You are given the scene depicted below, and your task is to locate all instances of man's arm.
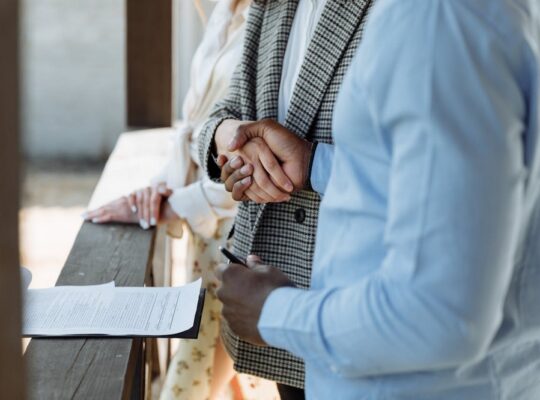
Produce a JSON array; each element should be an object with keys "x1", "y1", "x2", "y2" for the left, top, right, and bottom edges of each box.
[
  {"x1": 221, "y1": 121, "x2": 336, "y2": 199},
  {"x1": 258, "y1": 0, "x2": 528, "y2": 377}
]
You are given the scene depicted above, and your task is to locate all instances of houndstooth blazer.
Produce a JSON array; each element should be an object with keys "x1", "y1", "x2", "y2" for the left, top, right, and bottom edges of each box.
[{"x1": 199, "y1": 0, "x2": 373, "y2": 389}]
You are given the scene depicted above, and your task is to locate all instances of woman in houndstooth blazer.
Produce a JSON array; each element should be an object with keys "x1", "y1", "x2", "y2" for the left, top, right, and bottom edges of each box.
[{"x1": 199, "y1": 0, "x2": 374, "y2": 394}]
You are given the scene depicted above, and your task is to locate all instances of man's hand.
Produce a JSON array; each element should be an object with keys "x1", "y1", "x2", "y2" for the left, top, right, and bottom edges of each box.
[
  {"x1": 221, "y1": 120, "x2": 313, "y2": 202},
  {"x1": 215, "y1": 120, "x2": 294, "y2": 203},
  {"x1": 216, "y1": 255, "x2": 295, "y2": 346}
]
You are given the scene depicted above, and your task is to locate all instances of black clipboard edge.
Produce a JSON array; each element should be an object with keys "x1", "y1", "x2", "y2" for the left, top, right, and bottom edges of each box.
[{"x1": 23, "y1": 289, "x2": 206, "y2": 339}]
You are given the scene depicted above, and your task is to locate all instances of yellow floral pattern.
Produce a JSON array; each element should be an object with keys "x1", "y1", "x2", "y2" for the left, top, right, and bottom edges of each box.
[{"x1": 160, "y1": 220, "x2": 279, "y2": 400}]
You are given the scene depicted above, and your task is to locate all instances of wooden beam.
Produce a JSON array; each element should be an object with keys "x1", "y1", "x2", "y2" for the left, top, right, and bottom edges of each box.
[
  {"x1": 126, "y1": 0, "x2": 173, "y2": 127},
  {"x1": 0, "y1": 0, "x2": 25, "y2": 398}
]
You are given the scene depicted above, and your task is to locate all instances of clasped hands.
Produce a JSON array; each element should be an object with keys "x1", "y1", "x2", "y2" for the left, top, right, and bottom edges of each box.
[
  {"x1": 214, "y1": 119, "x2": 309, "y2": 345},
  {"x1": 214, "y1": 119, "x2": 313, "y2": 203}
]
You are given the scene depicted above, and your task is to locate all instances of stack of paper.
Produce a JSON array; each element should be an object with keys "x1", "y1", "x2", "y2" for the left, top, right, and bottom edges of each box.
[{"x1": 22, "y1": 279, "x2": 203, "y2": 338}]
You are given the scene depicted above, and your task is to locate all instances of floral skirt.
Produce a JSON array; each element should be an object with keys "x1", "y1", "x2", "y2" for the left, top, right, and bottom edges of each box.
[{"x1": 160, "y1": 220, "x2": 278, "y2": 400}]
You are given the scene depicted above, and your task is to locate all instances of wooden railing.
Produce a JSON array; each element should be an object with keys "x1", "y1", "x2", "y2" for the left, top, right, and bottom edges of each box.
[
  {"x1": 25, "y1": 129, "x2": 176, "y2": 400},
  {"x1": 24, "y1": 0, "x2": 174, "y2": 397}
]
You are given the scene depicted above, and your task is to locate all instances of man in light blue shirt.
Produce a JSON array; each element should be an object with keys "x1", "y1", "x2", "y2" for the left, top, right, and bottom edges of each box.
[{"x1": 216, "y1": 0, "x2": 540, "y2": 398}]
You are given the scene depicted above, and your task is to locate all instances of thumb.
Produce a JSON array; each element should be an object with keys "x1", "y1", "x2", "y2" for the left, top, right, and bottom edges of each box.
[
  {"x1": 157, "y1": 185, "x2": 173, "y2": 197},
  {"x1": 246, "y1": 254, "x2": 263, "y2": 269},
  {"x1": 227, "y1": 122, "x2": 265, "y2": 151}
]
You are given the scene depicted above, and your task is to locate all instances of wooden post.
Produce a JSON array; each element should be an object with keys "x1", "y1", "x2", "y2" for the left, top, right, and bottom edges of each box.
[
  {"x1": 126, "y1": 0, "x2": 173, "y2": 127},
  {"x1": 0, "y1": 0, "x2": 25, "y2": 398}
]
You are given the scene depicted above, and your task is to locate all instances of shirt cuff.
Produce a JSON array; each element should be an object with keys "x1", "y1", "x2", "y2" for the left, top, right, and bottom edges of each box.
[
  {"x1": 167, "y1": 182, "x2": 219, "y2": 239},
  {"x1": 257, "y1": 286, "x2": 336, "y2": 368},
  {"x1": 310, "y1": 143, "x2": 334, "y2": 195}
]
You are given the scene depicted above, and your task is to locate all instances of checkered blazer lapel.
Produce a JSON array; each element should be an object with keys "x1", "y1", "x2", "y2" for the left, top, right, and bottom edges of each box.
[
  {"x1": 249, "y1": 0, "x2": 300, "y2": 228},
  {"x1": 285, "y1": 0, "x2": 372, "y2": 138},
  {"x1": 252, "y1": 0, "x2": 371, "y2": 231},
  {"x1": 255, "y1": 0, "x2": 300, "y2": 120}
]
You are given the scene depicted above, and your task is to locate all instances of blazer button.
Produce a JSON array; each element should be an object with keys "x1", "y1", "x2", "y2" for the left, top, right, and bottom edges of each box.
[{"x1": 294, "y1": 208, "x2": 306, "y2": 224}]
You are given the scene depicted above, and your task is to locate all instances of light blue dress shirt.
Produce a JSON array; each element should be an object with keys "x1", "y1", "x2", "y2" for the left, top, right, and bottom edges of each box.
[{"x1": 258, "y1": 0, "x2": 540, "y2": 398}]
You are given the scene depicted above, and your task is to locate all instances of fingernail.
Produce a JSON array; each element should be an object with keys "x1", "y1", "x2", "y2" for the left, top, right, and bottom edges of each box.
[
  {"x1": 227, "y1": 138, "x2": 237, "y2": 150},
  {"x1": 241, "y1": 177, "x2": 251, "y2": 185},
  {"x1": 150, "y1": 217, "x2": 157, "y2": 226},
  {"x1": 285, "y1": 182, "x2": 293, "y2": 192},
  {"x1": 81, "y1": 212, "x2": 88, "y2": 220},
  {"x1": 140, "y1": 219, "x2": 149, "y2": 230},
  {"x1": 131, "y1": 205, "x2": 137, "y2": 213},
  {"x1": 92, "y1": 218, "x2": 100, "y2": 224},
  {"x1": 231, "y1": 156, "x2": 242, "y2": 168},
  {"x1": 240, "y1": 165, "x2": 251, "y2": 174}
]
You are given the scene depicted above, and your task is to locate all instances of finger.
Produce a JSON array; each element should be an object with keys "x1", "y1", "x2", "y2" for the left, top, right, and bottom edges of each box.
[
  {"x1": 232, "y1": 176, "x2": 252, "y2": 201},
  {"x1": 244, "y1": 185, "x2": 269, "y2": 204},
  {"x1": 83, "y1": 207, "x2": 103, "y2": 221},
  {"x1": 215, "y1": 263, "x2": 229, "y2": 282},
  {"x1": 141, "y1": 187, "x2": 152, "y2": 229},
  {"x1": 252, "y1": 160, "x2": 290, "y2": 202},
  {"x1": 91, "y1": 213, "x2": 113, "y2": 224},
  {"x1": 258, "y1": 146, "x2": 293, "y2": 193},
  {"x1": 157, "y1": 183, "x2": 173, "y2": 197},
  {"x1": 228, "y1": 122, "x2": 262, "y2": 151},
  {"x1": 88, "y1": 208, "x2": 106, "y2": 224},
  {"x1": 225, "y1": 164, "x2": 253, "y2": 193},
  {"x1": 127, "y1": 193, "x2": 137, "y2": 214},
  {"x1": 150, "y1": 188, "x2": 162, "y2": 226},
  {"x1": 246, "y1": 255, "x2": 263, "y2": 267},
  {"x1": 216, "y1": 154, "x2": 228, "y2": 168},
  {"x1": 221, "y1": 156, "x2": 244, "y2": 183},
  {"x1": 135, "y1": 190, "x2": 147, "y2": 229}
]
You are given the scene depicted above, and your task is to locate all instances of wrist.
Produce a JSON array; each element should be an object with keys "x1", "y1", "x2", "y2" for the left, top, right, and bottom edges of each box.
[{"x1": 214, "y1": 120, "x2": 245, "y2": 156}]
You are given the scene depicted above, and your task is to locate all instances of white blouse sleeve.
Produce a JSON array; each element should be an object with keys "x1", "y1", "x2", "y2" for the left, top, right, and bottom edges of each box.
[{"x1": 167, "y1": 175, "x2": 237, "y2": 239}]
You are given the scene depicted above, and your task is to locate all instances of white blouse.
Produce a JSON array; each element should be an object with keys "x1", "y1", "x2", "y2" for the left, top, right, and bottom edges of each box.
[{"x1": 154, "y1": 0, "x2": 248, "y2": 239}]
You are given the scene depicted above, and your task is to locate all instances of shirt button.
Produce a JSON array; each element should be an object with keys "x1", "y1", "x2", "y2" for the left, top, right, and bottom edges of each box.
[{"x1": 294, "y1": 208, "x2": 306, "y2": 224}]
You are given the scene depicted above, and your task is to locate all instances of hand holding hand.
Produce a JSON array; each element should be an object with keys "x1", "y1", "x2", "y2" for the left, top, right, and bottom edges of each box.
[
  {"x1": 216, "y1": 255, "x2": 295, "y2": 346},
  {"x1": 218, "y1": 120, "x2": 313, "y2": 203}
]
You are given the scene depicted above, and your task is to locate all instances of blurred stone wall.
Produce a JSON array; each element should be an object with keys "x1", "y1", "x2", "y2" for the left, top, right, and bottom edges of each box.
[{"x1": 21, "y1": 0, "x2": 211, "y2": 161}]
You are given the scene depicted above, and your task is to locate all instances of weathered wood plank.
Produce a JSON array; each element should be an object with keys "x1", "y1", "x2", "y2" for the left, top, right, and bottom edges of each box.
[
  {"x1": 0, "y1": 0, "x2": 25, "y2": 398},
  {"x1": 25, "y1": 223, "x2": 156, "y2": 400},
  {"x1": 126, "y1": 0, "x2": 173, "y2": 127},
  {"x1": 26, "y1": 129, "x2": 175, "y2": 399}
]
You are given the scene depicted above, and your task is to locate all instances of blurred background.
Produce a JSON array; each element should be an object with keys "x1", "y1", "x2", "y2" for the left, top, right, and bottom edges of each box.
[{"x1": 20, "y1": 0, "x2": 209, "y2": 289}]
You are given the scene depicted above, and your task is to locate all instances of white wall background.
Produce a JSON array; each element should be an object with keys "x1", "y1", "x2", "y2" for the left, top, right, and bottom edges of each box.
[{"x1": 22, "y1": 0, "x2": 213, "y2": 161}]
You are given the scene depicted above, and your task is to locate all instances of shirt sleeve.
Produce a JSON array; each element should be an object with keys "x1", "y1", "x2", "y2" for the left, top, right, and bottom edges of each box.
[
  {"x1": 168, "y1": 175, "x2": 237, "y2": 239},
  {"x1": 258, "y1": 0, "x2": 528, "y2": 378},
  {"x1": 310, "y1": 143, "x2": 334, "y2": 195}
]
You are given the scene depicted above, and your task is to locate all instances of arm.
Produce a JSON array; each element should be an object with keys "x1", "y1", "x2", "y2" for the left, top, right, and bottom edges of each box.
[
  {"x1": 198, "y1": 61, "x2": 245, "y2": 182},
  {"x1": 258, "y1": 0, "x2": 527, "y2": 377},
  {"x1": 167, "y1": 175, "x2": 237, "y2": 239},
  {"x1": 219, "y1": 120, "x2": 331, "y2": 201}
]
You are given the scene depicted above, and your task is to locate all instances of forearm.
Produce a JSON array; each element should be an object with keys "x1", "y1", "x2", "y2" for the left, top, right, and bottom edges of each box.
[
  {"x1": 198, "y1": 116, "x2": 238, "y2": 182},
  {"x1": 259, "y1": 265, "x2": 507, "y2": 379},
  {"x1": 167, "y1": 176, "x2": 237, "y2": 239},
  {"x1": 198, "y1": 60, "x2": 246, "y2": 180}
]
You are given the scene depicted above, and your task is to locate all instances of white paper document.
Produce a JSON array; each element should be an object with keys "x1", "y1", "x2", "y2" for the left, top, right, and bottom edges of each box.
[{"x1": 22, "y1": 279, "x2": 202, "y2": 337}]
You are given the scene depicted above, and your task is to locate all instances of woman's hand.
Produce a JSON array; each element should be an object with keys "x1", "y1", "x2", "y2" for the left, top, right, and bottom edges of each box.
[{"x1": 83, "y1": 182, "x2": 174, "y2": 229}]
